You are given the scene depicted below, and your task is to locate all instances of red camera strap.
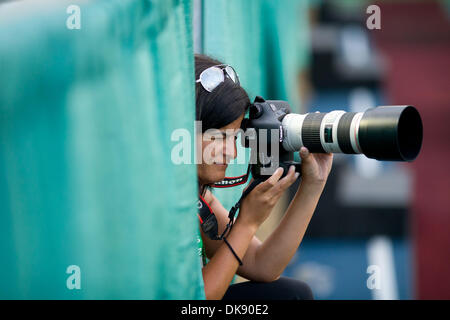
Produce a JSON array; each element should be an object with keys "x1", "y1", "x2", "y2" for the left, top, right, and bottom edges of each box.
[{"x1": 210, "y1": 165, "x2": 251, "y2": 188}]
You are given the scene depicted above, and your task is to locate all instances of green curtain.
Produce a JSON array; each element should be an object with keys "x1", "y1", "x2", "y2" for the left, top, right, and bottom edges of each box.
[
  {"x1": 0, "y1": 0, "x2": 203, "y2": 299},
  {"x1": 202, "y1": 0, "x2": 311, "y2": 211}
]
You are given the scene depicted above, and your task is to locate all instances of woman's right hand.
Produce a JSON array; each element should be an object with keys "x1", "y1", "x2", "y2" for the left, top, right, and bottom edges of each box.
[{"x1": 237, "y1": 165, "x2": 299, "y2": 230}]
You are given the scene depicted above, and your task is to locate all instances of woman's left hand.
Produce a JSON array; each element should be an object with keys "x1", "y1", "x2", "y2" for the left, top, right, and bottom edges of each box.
[{"x1": 299, "y1": 147, "x2": 333, "y2": 186}]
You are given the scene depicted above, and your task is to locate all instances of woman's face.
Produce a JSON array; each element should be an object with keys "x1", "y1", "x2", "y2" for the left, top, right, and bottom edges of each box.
[{"x1": 197, "y1": 114, "x2": 244, "y2": 185}]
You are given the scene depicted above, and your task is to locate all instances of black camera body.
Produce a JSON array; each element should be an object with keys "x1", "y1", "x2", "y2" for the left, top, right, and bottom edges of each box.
[{"x1": 242, "y1": 96, "x2": 301, "y2": 180}]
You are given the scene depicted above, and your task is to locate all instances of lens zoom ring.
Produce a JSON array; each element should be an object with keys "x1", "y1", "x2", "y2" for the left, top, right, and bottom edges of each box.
[
  {"x1": 337, "y1": 112, "x2": 357, "y2": 154},
  {"x1": 302, "y1": 113, "x2": 326, "y2": 153}
]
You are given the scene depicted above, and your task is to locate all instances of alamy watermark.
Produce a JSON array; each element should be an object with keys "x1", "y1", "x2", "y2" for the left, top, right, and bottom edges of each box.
[
  {"x1": 66, "y1": 265, "x2": 81, "y2": 290},
  {"x1": 66, "y1": 5, "x2": 81, "y2": 30},
  {"x1": 366, "y1": 264, "x2": 381, "y2": 290},
  {"x1": 366, "y1": 5, "x2": 381, "y2": 30},
  {"x1": 170, "y1": 121, "x2": 282, "y2": 174}
]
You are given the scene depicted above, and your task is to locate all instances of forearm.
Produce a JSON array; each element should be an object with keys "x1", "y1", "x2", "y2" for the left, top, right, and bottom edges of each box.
[
  {"x1": 201, "y1": 220, "x2": 257, "y2": 300},
  {"x1": 254, "y1": 181, "x2": 326, "y2": 280}
]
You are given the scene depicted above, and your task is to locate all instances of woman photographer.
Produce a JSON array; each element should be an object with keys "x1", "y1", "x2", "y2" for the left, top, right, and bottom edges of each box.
[{"x1": 195, "y1": 54, "x2": 333, "y2": 300}]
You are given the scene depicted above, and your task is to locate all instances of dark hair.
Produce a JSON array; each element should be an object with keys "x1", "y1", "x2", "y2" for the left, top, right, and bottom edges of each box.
[
  {"x1": 195, "y1": 54, "x2": 251, "y2": 196},
  {"x1": 195, "y1": 54, "x2": 250, "y2": 133}
]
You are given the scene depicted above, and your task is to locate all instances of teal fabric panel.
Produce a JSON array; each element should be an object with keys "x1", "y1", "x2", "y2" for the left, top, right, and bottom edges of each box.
[
  {"x1": 202, "y1": 0, "x2": 311, "y2": 211},
  {"x1": 0, "y1": 0, "x2": 203, "y2": 299}
]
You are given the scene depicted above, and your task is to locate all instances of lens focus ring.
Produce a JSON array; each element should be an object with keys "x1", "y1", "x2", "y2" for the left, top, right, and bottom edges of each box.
[
  {"x1": 337, "y1": 112, "x2": 358, "y2": 154},
  {"x1": 302, "y1": 112, "x2": 326, "y2": 153}
]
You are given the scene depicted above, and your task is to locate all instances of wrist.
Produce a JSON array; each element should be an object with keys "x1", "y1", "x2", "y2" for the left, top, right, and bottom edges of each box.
[
  {"x1": 235, "y1": 215, "x2": 259, "y2": 235},
  {"x1": 296, "y1": 178, "x2": 326, "y2": 195},
  {"x1": 300, "y1": 177, "x2": 327, "y2": 187}
]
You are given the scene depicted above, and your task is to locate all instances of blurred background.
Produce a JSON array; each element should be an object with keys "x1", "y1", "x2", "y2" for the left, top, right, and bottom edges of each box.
[
  {"x1": 194, "y1": 0, "x2": 450, "y2": 300},
  {"x1": 284, "y1": 0, "x2": 450, "y2": 300},
  {"x1": 0, "y1": 0, "x2": 449, "y2": 299}
]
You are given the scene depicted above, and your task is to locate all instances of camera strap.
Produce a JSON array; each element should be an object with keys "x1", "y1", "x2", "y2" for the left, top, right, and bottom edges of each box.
[
  {"x1": 198, "y1": 164, "x2": 252, "y2": 239},
  {"x1": 197, "y1": 194, "x2": 220, "y2": 241},
  {"x1": 198, "y1": 194, "x2": 243, "y2": 265},
  {"x1": 210, "y1": 165, "x2": 251, "y2": 188},
  {"x1": 197, "y1": 164, "x2": 264, "y2": 266}
]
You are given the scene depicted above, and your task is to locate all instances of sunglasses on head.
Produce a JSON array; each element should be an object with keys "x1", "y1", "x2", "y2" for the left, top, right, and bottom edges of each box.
[{"x1": 196, "y1": 64, "x2": 240, "y2": 92}]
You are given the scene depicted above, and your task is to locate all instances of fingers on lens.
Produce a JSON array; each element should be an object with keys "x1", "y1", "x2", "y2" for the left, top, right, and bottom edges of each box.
[
  {"x1": 280, "y1": 166, "x2": 296, "y2": 186},
  {"x1": 261, "y1": 167, "x2": 283, "y2": 190},
  {"x1": 273, "y1": 167, "x2": 285, "y2": 181}
]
